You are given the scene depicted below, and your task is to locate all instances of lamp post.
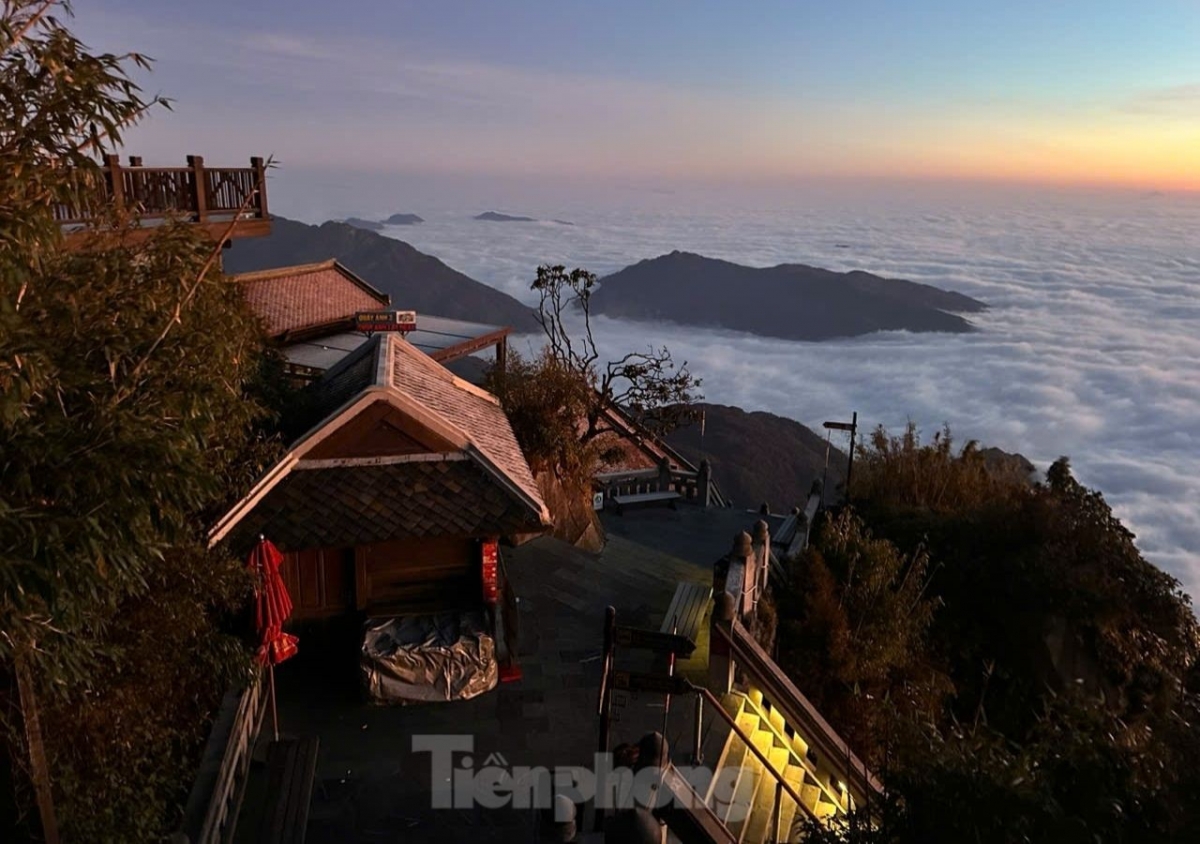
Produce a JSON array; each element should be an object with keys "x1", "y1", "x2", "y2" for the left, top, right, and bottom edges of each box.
[{"x1": 823, "y1": 411, "x2": 858, "y2": 504}]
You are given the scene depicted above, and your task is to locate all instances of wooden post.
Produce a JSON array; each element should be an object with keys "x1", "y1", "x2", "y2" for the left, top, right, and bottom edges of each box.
[
  {"x1": 698, "y1": 459, "x2": 712, "y2": 507},
  {"x1": 656, "y1": 456, "x2": 673, "y2": 495},
  {"x1": 14, "y1": 652, "x2": 59, "y2": 844},
  {"x1": 734, "y1": 530, "x2": 756, "y2": 613},
  {"x1": 250, "y1": 156, "x2": 269, "y2": 219},
  {"x1": 753, "y1": 519, "x2": 770, "y2": 596},
  {"x1": 103, "y1": 153, "x2": 123, "y2": 215},
  {"x1": 495, "y1": 335, "x2": 508, "y2": 376},
  {"x1": 708, "y1": 593, "x2": 736, "y2": 695},
  {"x1": 187, "y1": 155, "x2": 208, "y2": 223},
  {"x1": 125, "y1": 156, "x2": 143, "y2": 209}
]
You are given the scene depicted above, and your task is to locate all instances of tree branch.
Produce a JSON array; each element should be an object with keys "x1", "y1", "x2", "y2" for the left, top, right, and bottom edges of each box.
[{"x1": 1, "y1": 0, "x2": 55, "y2": 58}]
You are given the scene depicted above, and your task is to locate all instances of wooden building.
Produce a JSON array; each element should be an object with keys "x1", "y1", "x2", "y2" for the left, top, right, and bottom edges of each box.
[
  {"x1": 234, "y1": 260, "x2": 511, "y2": 383},
  {"x1": 209, "y1": 331, "x2": 549, "y2": 624}
]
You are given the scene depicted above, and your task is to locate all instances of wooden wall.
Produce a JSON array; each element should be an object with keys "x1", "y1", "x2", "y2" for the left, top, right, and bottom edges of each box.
[
  {"x1": 281, "y1": 537, "x2": 482, "y2": 620},
  {"x1": 355, "y1": 537, "x2": 479, "y2": 615},
  {"x1": 279, "y1": 547, "x2": 354, "y2": 620}
]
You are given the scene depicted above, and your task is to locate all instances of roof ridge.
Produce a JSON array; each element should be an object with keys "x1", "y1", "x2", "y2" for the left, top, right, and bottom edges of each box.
[
  {"x1": 391, "y1": 334, "x2": 502, "y2": 405},
  {"x1": 233, "y1": 259, "x2": 389, "y2": 307},
  {"x1": 230, "y1": 258, "x2": 338, "y2": 282},
  {"x1": 318, "y1": 332, "x2": 382, "y2": 387},
  {"x1": 449, "y1": 372, "x2": 501, "y2": 405}
]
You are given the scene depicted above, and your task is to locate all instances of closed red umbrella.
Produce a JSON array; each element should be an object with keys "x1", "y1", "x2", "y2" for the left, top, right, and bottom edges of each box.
[{"x1": 248, "y1": 536, "x2": 298, "y2": 740}]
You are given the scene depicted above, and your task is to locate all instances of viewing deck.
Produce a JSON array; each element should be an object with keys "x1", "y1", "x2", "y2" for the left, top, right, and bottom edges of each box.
[{"x1": 59, "y1": 154, "x2": 272, "y2": 243}]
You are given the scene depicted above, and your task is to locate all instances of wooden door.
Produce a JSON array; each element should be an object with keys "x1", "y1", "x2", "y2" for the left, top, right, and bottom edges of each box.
[{"x1": 280, "y1": 547, "x2": 355, "y2": 620}]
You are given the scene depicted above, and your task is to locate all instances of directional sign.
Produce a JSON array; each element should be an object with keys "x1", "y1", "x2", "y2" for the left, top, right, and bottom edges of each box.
[
  {"x1": 612, "y1": 670, "x2": 692, "y2": 696},
  {"x1": 823, "y1": 420, "x2": 855, "y2": 432},
  {"x1": 615, "y1": 625, "x2": 696, "y2": 657}
]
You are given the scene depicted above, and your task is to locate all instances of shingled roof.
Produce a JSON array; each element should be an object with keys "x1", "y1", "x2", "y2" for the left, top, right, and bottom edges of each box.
[
  {"x1": 235, "y1": 260, "x2": 389, "y2": 340},
  {"x1": 210, "y1": 333, "x2": 549, "y2": 551}
]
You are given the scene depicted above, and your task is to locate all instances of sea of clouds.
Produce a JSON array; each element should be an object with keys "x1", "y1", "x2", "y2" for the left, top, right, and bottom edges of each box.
[{"x1": 338, "y1": 189, "x2": 1200, "y2": 597}]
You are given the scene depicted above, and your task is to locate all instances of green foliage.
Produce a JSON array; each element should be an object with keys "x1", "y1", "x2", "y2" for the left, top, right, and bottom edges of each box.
[
  {"x1": 778, "y1": 510, "x2": 945, "y2": 764},
  {"x1": 853, "y1": 423, "x2": 1028, "y2": 514},
  {"x1": 487, "y1": 347, "x2": 599, "y2": 482},
  {"x1": 778, "y1": 424, "x2": 1200, "y2": 841},
  {"x1": 36, "y1": 548, "x2": 253, "y2": 842},
  {"x1": 1, "y1": 216, "x2": 273, "y2": 682},
  {"x1": 0, "y1": 4, "x2": 280, "y2": 839},
  {"x1": 854, "y1": 426, "x2": 1198, "y2": 735}
]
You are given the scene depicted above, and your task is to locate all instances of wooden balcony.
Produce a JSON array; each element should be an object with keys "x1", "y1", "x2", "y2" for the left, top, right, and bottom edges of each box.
[{"x1": 59, "y1": 154, "x2": 272, "y2": 245}]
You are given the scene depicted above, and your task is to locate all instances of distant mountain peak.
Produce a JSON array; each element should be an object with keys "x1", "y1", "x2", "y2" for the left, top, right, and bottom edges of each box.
[
  {"x1": 384, "y1": 213, "x2": 424, "y2": 225},
  {"x1": 475, "y1": 211, "x2": 537, "y2": 222},
  {"x1": 593, "y1": 251, "x2": 986, "y2": 341}
]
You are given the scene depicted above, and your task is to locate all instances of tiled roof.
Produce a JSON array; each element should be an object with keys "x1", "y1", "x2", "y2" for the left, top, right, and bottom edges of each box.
[
  {"x1": 223, "y1": 458, "x2": 542, "y2": 552},
  {"x1": 302, "y1": 335, "x2": 381, "y2": 426},
  {"x1": 592, "y1": 403, "x2": 696, "y2": 473},
  {"x1": 211, "y1": 333, "x2": 549, "y2": 551},
  {"x1": 235, "y1": 260, "x2": 389, "y2": 339},
  {"x1": 388, "y1": 335, "x2": 544, "y2": 512}
]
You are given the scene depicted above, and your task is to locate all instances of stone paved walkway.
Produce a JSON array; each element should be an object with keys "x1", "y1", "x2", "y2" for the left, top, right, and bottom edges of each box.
[{"x1": 252, "y1": 505, "x2": 758, "y2": 843}]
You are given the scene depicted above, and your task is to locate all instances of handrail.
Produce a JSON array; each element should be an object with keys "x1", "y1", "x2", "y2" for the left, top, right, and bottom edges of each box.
[
  {"x1": 175, "y1": 667, "x2": 266, "y2": 844},
  {"x1": 738, "y1": 691, "x2": 846, "y2": 812},
  {"x1": 716, "y1": 619, "x2": 885, "y2": 799},
  {"x1": 595, "y1": 468, "x2": 660, "y2": 483},
  {"x1": 685, "y1": 680, "x2": 822, "y2": 827}
]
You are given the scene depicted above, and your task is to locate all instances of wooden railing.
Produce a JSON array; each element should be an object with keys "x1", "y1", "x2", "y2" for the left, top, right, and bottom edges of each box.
[
  {"x1": 595, "y1": 460, "x2": 726, "y2": 507},
  {"x1": 55, "y1": 154, "x2": 269, "y2": 228},
  {"x1": 174, "y1": 668, "x2": 267, "y2": 844}
]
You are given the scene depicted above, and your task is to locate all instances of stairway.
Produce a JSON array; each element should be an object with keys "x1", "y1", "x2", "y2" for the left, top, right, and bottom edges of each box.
[{"x1": 665, "y1": 690, "x2": 848, "y2": 844}]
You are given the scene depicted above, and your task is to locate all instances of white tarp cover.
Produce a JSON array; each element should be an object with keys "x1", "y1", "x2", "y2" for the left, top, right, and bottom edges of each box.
[{"x1": 360, "y1": 612, "x2": 498, "y2": 705}]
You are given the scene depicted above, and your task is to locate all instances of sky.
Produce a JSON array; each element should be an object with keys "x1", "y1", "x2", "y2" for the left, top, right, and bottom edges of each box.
[{"x1": 74, "y1": 1, "x2": 1200, "y2": 196}]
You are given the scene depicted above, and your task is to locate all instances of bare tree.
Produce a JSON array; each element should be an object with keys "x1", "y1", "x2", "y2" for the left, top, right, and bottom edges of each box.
[{"x1": 531, "y1": 264, "x2": 702, "y2": 441}]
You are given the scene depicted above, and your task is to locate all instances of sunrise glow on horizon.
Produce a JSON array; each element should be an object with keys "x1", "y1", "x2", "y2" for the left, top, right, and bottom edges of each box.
[{"x1": 75, "y1": 1, "x2": 1200, "y2": 194}]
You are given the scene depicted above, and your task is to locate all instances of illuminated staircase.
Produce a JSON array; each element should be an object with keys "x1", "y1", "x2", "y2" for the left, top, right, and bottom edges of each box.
[
  {"x1": 653, "y1": 615, "x2": 880, "y2": 844},
  {"x1": 664, "y1": 688, "x2": 849, "y2": 843}
]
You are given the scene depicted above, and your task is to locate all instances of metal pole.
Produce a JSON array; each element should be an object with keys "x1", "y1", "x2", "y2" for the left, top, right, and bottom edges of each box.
[
  {"x1": 845, "y1": 411, "x2": 858, "y2": 503},
  {"x1": 821, "y1": 429, "x2": 831, "y2": 509},
  {"x1": 597, "y1": 607, "x2": 616, "y2": 756},
  {"x1": 773, "y1": 780, "x2": 784, "y2": 842},
  {"x1": 596, "y1": 606, "x2": 616, "y2": 834},
  {"x1": 662, "y1": 616, "x2": 678, "y2": 724},
  {"x1": 656, "y1": 617, "x2": 678, "y2": 821},
  {"x1": 269, "y1": 664, "x2": 280, "y2": 742}
]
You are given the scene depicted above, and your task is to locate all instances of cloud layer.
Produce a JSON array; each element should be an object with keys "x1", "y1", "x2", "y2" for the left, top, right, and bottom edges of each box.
[{"x1": 371, "y1": 190, "x2": 1200, "y2": 598}]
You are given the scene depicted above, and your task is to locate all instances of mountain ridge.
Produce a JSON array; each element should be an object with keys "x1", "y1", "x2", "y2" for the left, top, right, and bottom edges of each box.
[
  {"x1": 223, "y1": 217, "x2": 537, "y2": 329},
  {"x1": 593, "y1": 250, "x2": 986, "y2": 340},
  {"x1": 666, "y1": 403, "x2": 847, "y2": 509}
]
